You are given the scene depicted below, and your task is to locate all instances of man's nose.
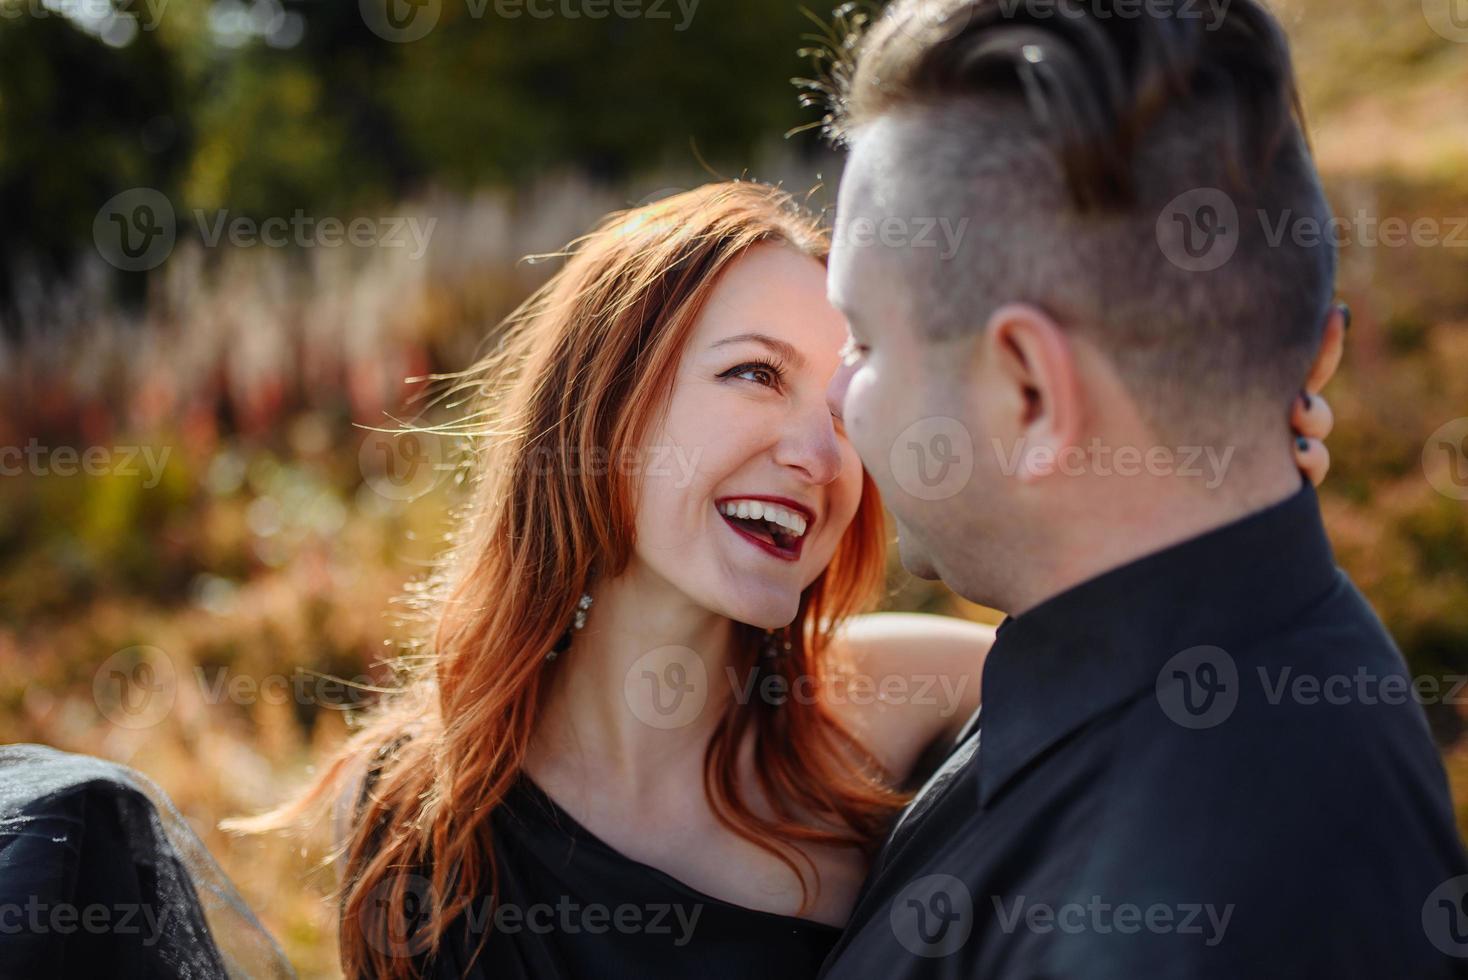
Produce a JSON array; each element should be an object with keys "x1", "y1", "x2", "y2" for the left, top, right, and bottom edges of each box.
[{"x1": 826, "y1": 357, "x2": 855, "y2": 424}]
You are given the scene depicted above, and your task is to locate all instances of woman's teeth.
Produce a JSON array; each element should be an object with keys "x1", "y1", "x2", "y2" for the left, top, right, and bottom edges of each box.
[{"x1": 717, "y1": 500, "x2": 808, "y2": 538}]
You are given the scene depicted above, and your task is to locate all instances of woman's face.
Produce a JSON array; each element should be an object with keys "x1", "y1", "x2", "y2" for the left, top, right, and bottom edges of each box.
[{"x1": 632, "y1": 242, "x2": 864, "y2": 629}]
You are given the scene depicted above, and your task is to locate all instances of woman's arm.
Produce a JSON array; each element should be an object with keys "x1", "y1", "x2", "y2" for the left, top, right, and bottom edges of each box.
[{"x1": 826, "y1": 611, "x2": 994, "y2": 785}]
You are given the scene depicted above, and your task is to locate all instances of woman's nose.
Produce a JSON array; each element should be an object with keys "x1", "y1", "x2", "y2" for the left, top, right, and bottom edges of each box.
[{"x1": 774, "y1": 402, "x2": 845, "y2": 486}]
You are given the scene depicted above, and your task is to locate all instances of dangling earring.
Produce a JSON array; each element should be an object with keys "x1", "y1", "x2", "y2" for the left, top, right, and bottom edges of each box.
[
  {"x1": 761, "y1": 626, "x2": 793, "y2": 661},
  {"x1": 546, "y1": 592, "x2": 593, "y2": 662}
]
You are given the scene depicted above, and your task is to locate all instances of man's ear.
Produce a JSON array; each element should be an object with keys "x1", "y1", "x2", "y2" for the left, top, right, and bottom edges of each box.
[
  {"x1": 981, "y1": 302, "x2": 1082, "y2": 482},
  {"x1": 1304, "y1": 304, "x2": 1347, "y2": 394}
]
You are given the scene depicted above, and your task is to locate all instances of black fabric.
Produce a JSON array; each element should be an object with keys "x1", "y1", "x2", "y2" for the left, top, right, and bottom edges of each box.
[
  {"x1": 348, "y1": 747, "x2": 840, "y2": 979},
  {"x1": 0, "y1": 743, "x2": 295, "y2": 980},
  {"x1": 820, "y1": 483, "x2": 1468, "y2": 979}
]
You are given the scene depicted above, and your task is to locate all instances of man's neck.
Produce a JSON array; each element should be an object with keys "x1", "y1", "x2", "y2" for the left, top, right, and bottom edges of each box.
[{"x1": 1003, "y1": 461, "x2": 1305, "y2": 617}]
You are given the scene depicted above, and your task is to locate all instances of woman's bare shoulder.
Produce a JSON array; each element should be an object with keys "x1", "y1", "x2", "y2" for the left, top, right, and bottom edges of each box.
[{"x1": 824, "y1": 612, "x2": 994, "y2": 783}]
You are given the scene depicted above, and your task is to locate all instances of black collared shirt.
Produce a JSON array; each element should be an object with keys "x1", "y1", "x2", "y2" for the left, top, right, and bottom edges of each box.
[{"x1": 821, "y1": 484, "x2": 1468, "y2": 979}]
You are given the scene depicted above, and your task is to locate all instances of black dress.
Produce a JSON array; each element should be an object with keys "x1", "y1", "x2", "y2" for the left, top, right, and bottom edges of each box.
[{"x1": 352, "y1": 755, "x2": 841, "y2": 980}]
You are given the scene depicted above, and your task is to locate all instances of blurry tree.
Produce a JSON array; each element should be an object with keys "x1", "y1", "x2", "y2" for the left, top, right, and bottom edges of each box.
[{"x1": 0, "y1": 0, "x2": 823, "y2": 327}]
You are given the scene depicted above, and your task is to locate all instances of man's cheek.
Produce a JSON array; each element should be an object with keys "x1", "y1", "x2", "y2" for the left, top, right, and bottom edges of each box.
[{"x1": 842, "y1": 369, "x2": 889, "y2": 478}]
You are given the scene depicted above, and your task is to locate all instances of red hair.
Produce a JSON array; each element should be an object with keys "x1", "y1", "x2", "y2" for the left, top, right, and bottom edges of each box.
[{"x1": 228, "y1": 182, "x2": 905, "y2": 978}]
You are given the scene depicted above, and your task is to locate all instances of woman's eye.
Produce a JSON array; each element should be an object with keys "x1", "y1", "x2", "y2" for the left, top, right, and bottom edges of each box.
[{"x1": 722, "y1": 360, "x2": 784, "y2": 389}]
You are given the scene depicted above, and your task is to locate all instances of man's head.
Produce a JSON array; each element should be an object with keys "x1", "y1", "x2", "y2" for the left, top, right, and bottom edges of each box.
[{"x1": 824, "y1": 0, "x2": 1338, "y2": 610}]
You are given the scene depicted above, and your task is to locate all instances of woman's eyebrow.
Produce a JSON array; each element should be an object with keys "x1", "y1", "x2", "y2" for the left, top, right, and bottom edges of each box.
[{"x1": 708, "y1": 332, "x2": 807, "y2": 370}]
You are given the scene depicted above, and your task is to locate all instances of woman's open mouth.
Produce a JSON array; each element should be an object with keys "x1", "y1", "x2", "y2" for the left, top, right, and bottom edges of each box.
[{"x1": 715, "y1": 497, "x2": 812, "y2": 563}]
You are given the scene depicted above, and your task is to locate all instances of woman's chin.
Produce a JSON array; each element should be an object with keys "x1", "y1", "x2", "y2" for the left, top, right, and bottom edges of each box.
[{"x1": 711, "y1": 594, "x2": 799, "y2": 633}]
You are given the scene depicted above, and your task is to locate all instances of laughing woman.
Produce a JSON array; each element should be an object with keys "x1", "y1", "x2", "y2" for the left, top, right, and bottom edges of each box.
[{"x1": 227, "y1": 182, "x2": 1335, "y2": 979}]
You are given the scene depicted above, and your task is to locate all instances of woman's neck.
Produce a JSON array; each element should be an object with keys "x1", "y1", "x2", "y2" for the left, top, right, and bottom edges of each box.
[{"x1": 528, "y1": 564, "x2": 740, "y2": 795}]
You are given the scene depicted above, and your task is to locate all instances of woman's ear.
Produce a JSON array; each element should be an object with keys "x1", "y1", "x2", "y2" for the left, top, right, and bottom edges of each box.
[{"x1": 981, "y1": 302, "x2": 1081, "y2": 482}]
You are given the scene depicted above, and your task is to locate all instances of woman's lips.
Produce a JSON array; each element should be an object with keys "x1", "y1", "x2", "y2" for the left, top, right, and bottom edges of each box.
[{"x1": 718, "y1": 509, "x2": 804, "y2": 562}]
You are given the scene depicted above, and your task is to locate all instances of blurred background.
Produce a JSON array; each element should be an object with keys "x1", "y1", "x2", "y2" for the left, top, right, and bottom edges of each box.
[{"x1": 2, "y1": 0, "x2": 1466, "y2": 974}]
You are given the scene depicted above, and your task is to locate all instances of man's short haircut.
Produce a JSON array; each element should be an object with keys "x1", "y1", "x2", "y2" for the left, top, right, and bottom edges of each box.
[{"x1": 825, "y1": 0, "x2": 1337, "y2": 444}]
